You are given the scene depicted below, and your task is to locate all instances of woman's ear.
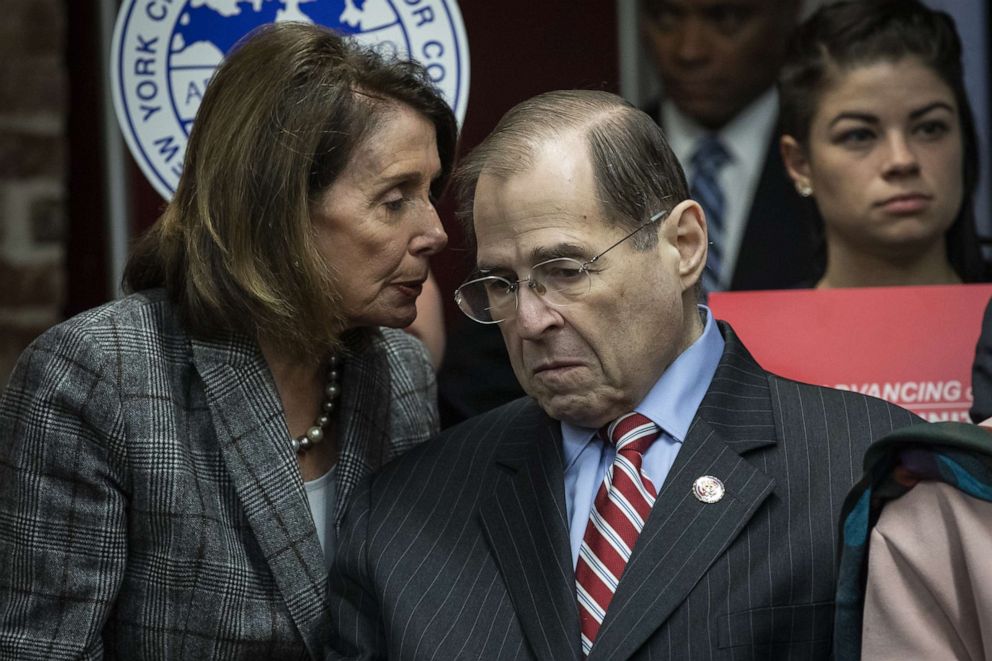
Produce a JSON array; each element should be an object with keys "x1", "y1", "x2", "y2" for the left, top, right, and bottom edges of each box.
[
  {"x1": 781, "y1": 135, "x2": 814, "y2": 198},
  {"x1": 662, "y1": 199, "x2": 707, "y2": 290}
]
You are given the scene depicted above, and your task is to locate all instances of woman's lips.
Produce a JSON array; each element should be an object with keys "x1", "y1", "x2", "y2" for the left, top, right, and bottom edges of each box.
[
  {"x1": 878, "y1": 193, "x2": 931, "y2": 214},
  {"x1": 394, "y1": 280, "x2": 424, "y2": 298}
]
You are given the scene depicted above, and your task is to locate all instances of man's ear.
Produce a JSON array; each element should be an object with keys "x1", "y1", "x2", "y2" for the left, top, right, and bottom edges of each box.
[
  {"x1": 781, "y1": 135, "x2": 813, "y2": 197},
  {"x1": 662, "y1": 199, "x2": 707, "y2": 290}
]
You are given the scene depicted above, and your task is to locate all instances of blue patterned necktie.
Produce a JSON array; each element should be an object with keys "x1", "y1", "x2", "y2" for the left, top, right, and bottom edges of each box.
[{"x1": 690, "y1": 135, "x2": 730, "y2": 293}]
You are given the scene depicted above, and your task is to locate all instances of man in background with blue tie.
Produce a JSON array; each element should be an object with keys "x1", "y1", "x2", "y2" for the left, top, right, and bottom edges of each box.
[
  {"x1": 327, "y1": 90, "x2": 916, "y2": 660},
  {"x1": 641, "y1": 0, "x2": 815, "y2": 291}
]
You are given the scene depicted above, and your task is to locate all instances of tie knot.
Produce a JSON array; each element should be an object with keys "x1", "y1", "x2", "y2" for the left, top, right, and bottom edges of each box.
[
  {"x1": 691, "y1": 135, "x2": 729, "y2": 172},
  {"x1": 599, "y1": 412, "x2": 660, "y2": 454}
]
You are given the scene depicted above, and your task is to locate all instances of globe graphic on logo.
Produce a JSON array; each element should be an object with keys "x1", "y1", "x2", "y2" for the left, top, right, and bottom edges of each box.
[
  {"x1": 169, "y1": 0, "x2": 428, "y2": 136},
  {"x1": 113, "y1": 0, "x2": 467, "y2": 198}
]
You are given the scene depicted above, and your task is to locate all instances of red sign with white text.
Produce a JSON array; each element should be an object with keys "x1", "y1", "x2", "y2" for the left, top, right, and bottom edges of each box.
[{"x1": 709, "y1": 285, "x2": 992, "y2": 423}]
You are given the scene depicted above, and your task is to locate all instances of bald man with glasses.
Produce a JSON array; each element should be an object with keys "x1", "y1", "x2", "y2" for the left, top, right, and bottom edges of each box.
[{"x1": 327, "y1": 90, "x2": 919, "y2": 661}]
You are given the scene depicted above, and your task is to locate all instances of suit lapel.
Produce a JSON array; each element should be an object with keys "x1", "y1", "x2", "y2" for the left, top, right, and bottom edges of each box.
[
  {"x1": 191, "y1": 335, "x2": 326, "y2": 659},
  {"x1": 590, "y1": 418, "x2": 775, "y2": 660},
  {"x1": 478, "y1": 402, "x2": 582, "y2": 661},
  {"x1": 332, "y1": 332, "x2": 393, "y2": 529},
  {"x1": 591, "y1": 325, "x2": 779, "y2": 660}
]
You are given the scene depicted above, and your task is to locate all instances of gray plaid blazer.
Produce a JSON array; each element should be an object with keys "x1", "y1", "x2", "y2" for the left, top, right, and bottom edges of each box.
[
  {"x1": 327, "y1": 324, "x2": 920, "y2": 660},
  {"x1": 0, "y1": 289, "x2": 438, "y2": 660}
]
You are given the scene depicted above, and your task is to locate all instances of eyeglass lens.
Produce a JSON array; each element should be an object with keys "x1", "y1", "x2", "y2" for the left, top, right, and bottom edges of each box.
[{"x1": 455, "y1": 258, "x2": 592, "y2": 323}]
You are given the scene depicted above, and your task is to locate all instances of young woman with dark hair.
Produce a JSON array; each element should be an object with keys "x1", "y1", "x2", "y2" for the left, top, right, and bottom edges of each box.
[{"x1": 778, "y1": 0, "x2": 988, "y2": 288}]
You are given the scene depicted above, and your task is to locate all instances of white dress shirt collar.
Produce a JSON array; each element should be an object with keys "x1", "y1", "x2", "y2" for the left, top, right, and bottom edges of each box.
[{"x1": 661, "y1": 89, "x2": 780, "y2": 287}]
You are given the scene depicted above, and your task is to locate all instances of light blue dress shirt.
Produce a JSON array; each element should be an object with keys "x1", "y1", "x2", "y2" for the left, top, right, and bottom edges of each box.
[{"x1": 560, "y1": 306, "x2": 725, "y2": 568}]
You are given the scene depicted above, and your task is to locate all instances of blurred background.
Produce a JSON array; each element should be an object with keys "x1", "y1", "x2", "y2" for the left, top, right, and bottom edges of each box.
[{"x1": 0, "y1": 0, "x2": 988, "y2": 386}]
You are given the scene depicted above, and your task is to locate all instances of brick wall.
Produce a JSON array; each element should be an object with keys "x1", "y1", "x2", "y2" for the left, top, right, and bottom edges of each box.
[{"x1": 0, "y1": 0, "x2": 67, "y2": 387}]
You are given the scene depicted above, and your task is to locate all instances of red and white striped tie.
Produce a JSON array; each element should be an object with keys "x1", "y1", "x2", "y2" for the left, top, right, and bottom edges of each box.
[{"x1": 575, "y1": 412, "x2": 660, "y2": 657}]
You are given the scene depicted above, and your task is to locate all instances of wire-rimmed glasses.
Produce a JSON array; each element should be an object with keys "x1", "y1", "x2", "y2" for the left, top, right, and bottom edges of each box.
[{"x1": 454, "y1": 209, "x2": 669, "y2": 324}]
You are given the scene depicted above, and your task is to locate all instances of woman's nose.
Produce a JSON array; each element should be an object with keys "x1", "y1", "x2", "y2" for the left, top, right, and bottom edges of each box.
[
  {"x1": 411, "y1": 204, "x2": 448, "y2": 256},
  {"x1": 882, "y1": 132, "x2": 921, "y2": 177}
]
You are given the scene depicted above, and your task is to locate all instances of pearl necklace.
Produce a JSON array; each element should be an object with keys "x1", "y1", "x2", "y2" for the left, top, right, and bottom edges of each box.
[{"x1": 291, "y1": 354, "x2": 341, "y2": 455}]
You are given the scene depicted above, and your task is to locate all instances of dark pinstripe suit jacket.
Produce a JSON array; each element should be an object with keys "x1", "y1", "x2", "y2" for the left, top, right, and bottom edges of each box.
[
  {"x1": 0, "y1": 289, "x2": 438, "y2": 660},
  {"x1": 328, "y1": 324, "x2": 919, "y2": 660}
]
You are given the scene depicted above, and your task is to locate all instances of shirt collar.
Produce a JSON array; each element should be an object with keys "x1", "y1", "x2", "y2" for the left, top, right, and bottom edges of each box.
[
  {"x1": 560, "y1": 305, "x2": 725, "y2": 469},
  {"x1": 662, "y1": 87, "x2": 779, "y2": 176}
]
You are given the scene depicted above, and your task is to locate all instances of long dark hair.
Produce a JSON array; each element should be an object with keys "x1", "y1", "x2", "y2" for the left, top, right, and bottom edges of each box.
[{"x1": 778, "y1": 0, "x2": 988, "y2": 282}]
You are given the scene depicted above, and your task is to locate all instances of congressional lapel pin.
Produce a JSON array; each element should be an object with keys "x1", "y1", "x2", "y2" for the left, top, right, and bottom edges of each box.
[{"x1": 692, "y1": 475, "x2": 725, "y2": 504}]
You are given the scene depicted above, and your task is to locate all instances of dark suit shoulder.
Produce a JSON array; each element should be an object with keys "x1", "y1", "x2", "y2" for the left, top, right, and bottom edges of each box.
[
  {"x1": 371, "y1": 396, "x2": 544, "y2": 488},
  {"x1": 770, "y1": 373, "x2": 920, "y2": 419},
  {"x1": 767, "y1": 373, "x2": 923, "y2": 450}
]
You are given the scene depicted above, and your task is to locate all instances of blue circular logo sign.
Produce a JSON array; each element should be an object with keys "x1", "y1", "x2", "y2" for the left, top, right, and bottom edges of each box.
[{"x1": 112, "y1": 0, "x2": 470, "y2": 200}]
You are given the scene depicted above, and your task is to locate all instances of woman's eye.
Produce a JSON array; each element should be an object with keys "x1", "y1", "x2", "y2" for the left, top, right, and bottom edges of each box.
[
  {"x1": 916, "y1": 120, "x2": 949, "y2": 139},
  {"x1": 384, "y1": 197, "x2": 406, "y2": 212},
  {"x1": 836, "y1": 128, "x2": 875, "y2": 146}
]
